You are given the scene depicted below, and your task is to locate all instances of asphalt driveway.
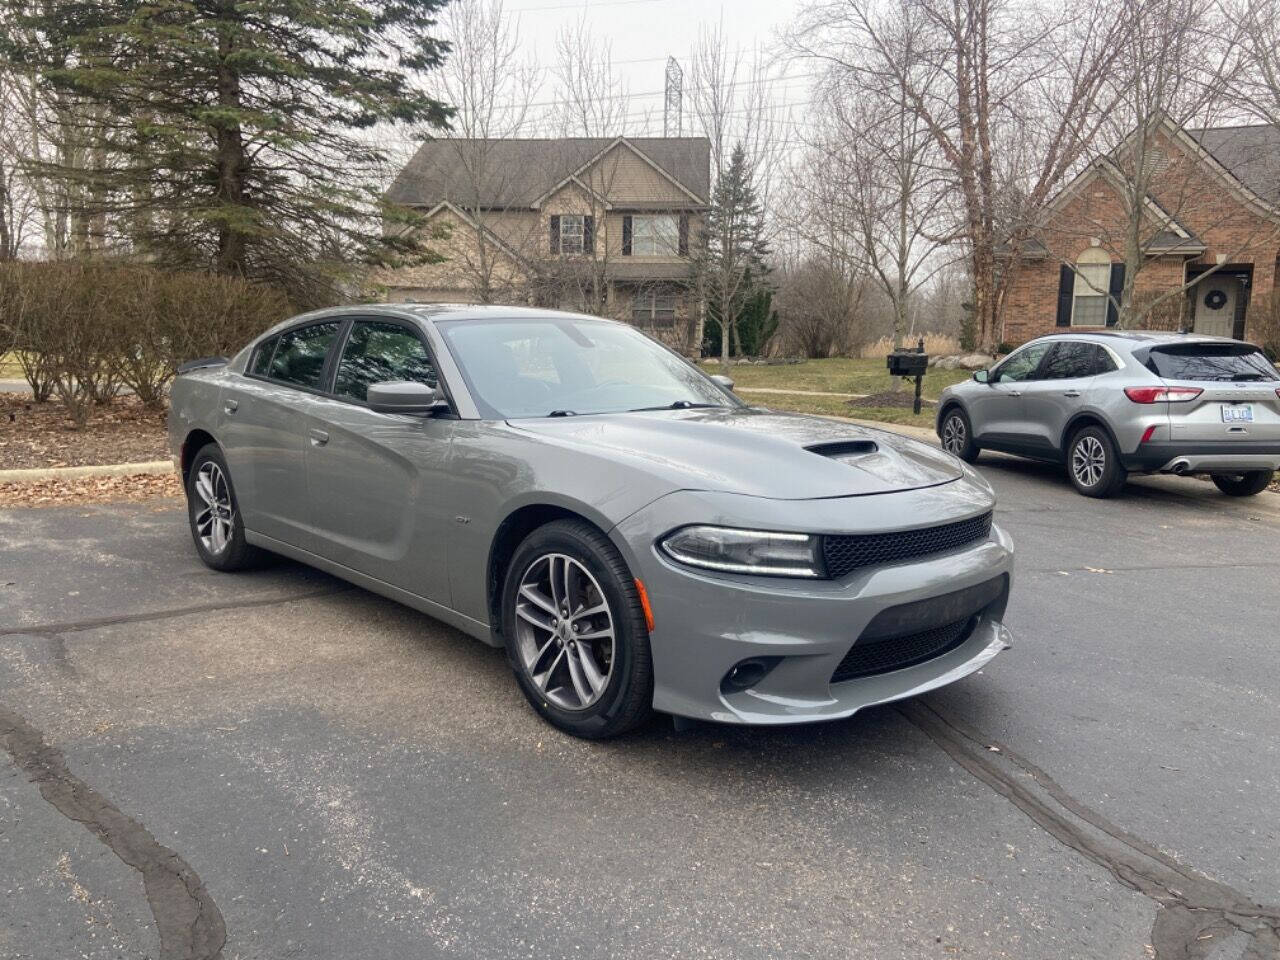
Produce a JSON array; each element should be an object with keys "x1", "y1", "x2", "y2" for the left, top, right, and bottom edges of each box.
[{"x1": 2, "y1": 460, "x2": 1278, "y2": 960}]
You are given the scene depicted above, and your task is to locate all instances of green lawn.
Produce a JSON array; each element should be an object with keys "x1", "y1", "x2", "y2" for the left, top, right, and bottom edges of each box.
[{"x1": 712, "y1": 357, "x2": 974, "y2": 427}]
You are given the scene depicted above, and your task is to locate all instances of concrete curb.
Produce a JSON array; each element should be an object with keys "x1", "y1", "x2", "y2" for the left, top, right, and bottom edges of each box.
[{"x1": 0, "y1": 460, "x2": 175, "y2": 483}]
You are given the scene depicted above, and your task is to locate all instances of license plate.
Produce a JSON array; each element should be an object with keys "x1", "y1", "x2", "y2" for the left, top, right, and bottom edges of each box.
[{"x1": 1221, "y1": 404, "x2": 1254, "y2": 423}]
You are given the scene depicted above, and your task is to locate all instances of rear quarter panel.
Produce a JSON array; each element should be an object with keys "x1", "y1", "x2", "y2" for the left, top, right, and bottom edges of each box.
[{"x1": 167, "y1": 369, "x2": 228, "y2": 471}]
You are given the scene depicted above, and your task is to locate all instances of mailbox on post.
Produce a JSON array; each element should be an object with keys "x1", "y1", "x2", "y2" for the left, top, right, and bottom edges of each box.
[{"x1": 886, "y1": 337, "x2": 930, "y2": 414}]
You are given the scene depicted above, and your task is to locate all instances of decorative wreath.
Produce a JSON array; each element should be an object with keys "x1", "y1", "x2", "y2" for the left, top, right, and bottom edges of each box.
[{"x1": 1203, "y1": 289, "x2": 1228, "y2": 310}]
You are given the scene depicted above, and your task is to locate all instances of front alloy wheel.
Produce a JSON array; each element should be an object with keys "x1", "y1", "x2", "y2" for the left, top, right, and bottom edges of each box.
[
  {"x1": 941, "y1": 409, "x2": 979, "y2": 462},
  {"x1": 502, "y1": 519, "x2": 653, "y2": 738}
]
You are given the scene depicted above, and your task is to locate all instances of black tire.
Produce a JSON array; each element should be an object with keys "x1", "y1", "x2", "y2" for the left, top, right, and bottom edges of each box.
[
  {"x1": 501, "y1": 519, "x2": 653, "y2": 739},
  {"x1": 185, "y1": 443, "x2": 262, "y2": 571},
  {"x1": 1211, "y1": 470, "x2": 1274, "y2": 497},
  {"x1": 1066, "y1": 425, "x2": 1127, "y2": 498},
  {"x1": 939, "y1": 407, "x2": 981, "y2": 463}
]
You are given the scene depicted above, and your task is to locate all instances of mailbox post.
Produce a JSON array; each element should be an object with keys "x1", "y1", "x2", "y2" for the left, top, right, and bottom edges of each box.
[{"x1": 886, "y1": 337, "x2": 930, "y2": 415}]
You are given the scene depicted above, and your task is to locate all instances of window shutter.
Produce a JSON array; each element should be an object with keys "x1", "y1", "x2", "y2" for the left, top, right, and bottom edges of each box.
[
  {"x1": 583, "y1": 215, "x2": 595, "y2": 255},
  {"x1": 1105, "y1": 263, "x2": 1125, "y2": 327},
  {"x1": 678, "y1": 214, "x2": 689, "y2": 256},
  {"x1": 1055, "y1": 264, "x2": 1074, "y2": 327},
  {"x1": 549, "y1": 215, "x2": 561, "y2": 255},
  {"x1": 622, "y1": 215, "x2": 632, "y2": 256}
]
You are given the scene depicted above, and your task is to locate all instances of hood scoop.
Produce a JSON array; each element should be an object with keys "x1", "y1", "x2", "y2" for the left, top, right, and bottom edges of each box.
[{"x1": 806, "y1": 439, "x2": 879, "y2": 463}]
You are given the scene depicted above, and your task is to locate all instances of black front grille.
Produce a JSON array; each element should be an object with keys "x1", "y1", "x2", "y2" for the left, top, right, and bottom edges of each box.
[
  {"x1": 830, "y1": 616, "x2": 976, "y2": 684},
  {"x1": 822, "y1": 512, "x2": 993, "y2": 579}
]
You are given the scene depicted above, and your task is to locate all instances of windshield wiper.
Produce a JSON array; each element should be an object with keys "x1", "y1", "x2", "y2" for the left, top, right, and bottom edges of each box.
[
  {"x1": 627, "y1": 401, "x2": 724, "y2": 412},
  {"x1": 1228, "y1": 373, "x2": 1265, "y2": 381}
]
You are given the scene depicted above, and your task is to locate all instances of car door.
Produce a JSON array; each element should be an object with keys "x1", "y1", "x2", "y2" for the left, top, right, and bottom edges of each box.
[
  {"x1": 1019, "y1": 341, "x2": 1100, "y2": 453},
  {"x1": 222, "y1": 320, "x2": 342, "y2": 549},
  {"x1": 967, "y1": 341, "x2": 1053, "y2": 445},
  {"x1": 303, "y1": 318, "x2": 457, "y2": 605}
]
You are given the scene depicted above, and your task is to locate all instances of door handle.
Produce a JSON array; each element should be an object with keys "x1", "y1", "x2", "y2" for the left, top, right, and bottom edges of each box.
[
  {"x1": 224, "y1": 399, "x2": 238, "y2": 414},
  {"x1": 309, "y1": 428, "x2": 329, "y2": 447},
  {"x1": 1062, "y1": 390, "x2": 1081, "y2": 398}
]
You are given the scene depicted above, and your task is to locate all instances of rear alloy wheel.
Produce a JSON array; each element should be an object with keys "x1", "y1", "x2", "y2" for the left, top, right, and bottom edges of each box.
[
  {"x1": 1211, "y1": 470, "x2": 1274, "y2": 497},
  {"x1": 502, "y1": 519, "x2": 653, "y2": 739},
  {"x1": 1067, "y1": 426, "x2": 1127, "y2": 498},
  {"x1": 186, "y1": 443, "x2": 262, "y2": 571},
  {"x1": 940, "y1": 408, "x2": 980, "y2": 463}
]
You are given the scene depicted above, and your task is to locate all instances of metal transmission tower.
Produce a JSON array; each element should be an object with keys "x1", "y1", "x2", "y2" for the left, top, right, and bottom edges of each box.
[{"x1": 664, "y1": 57, "x2": 683, "y2": 137}]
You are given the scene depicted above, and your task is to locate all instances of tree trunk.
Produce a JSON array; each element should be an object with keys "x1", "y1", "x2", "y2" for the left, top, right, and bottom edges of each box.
[{"x1": 214, "y1": 3, "x2": 249, "y2": 276}]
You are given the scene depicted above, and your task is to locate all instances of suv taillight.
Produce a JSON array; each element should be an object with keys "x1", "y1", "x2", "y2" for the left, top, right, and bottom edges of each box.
[{"x1": 1124, "y1": 386, "x2": 1203, "y2": 404}]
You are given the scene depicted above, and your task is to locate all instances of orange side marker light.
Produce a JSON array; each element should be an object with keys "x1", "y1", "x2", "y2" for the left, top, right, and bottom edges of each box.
[{"x1": 634, "y1": 578, "x2": 655, "y2": 633}]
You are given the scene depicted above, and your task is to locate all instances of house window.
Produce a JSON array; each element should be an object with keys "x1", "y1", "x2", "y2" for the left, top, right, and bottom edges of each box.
[
  {"x1": 632, "y1": 288, "x2": 678, "y2": 327},
  {"x1": 559, "y1": 214, "x2": 585, "y2": 255},
  {"x1": 630, "y1": 215, "x2": 679, "y2": 256},
  {"x1": 1072, "y1": 248, "x2": 1111, "y2": 326}
]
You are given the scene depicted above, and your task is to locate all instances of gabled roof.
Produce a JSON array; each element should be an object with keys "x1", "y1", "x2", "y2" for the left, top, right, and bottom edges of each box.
[
  {"x1": 386, "y1": 137, "x2": 711, "y2": 209},
  {"x1": 419, "y1": 201, "x2": 531, "y2": 267},
  {"x1": 1189, "y1": 123, "x2": 1280, "y2": 207}
]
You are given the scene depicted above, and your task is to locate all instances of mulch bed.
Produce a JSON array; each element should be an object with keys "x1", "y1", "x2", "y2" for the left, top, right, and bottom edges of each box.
[
  {"x1": 847, "y1": 391, "x2": 937, "y2": 410},
  {"x1": 0, "y1": 471, "x2": 182, "y2": 509},
  {"x1": 0, "y1": 394, "x2": 170, "y2": 470}
]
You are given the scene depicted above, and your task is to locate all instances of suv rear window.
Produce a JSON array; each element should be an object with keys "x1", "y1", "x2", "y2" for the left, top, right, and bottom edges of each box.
[{"x1": 1144, "y1": 343, "x2": 1279, "y2": 382}]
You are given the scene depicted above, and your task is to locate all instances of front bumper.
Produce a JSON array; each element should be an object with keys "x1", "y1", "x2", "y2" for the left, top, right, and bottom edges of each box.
[
  {"x1": 1121, "y1": 440, "x2": 1280, "y2": 473},
  {"x1": 612, "y1": 482, "x2": 1013, "y2": 725}
]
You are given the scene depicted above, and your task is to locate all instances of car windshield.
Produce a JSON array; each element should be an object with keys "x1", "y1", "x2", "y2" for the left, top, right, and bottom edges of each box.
[
  {"x1": 1144, "y1": 343, "x2": 1279, "y2": 382},
  {"x1": 436, "y1": 317, "x2": 739, "y2": 419}
]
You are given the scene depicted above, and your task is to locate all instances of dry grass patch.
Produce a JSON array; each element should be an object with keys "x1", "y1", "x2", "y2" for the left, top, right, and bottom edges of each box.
[{"x1": 0, "y1": 471, "x2": 181, "y2": 509}]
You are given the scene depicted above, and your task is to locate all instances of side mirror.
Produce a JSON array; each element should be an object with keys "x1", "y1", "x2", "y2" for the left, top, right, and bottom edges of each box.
[
  {"x1": 973, "y1": 369, "x2": 990, "y2": 384},
  {"x1": 710, "y1": 374, "x2": 735, "y2": 392},
  {"x1": 367, "y1": 380, "x2": 447, "y2": 416}
]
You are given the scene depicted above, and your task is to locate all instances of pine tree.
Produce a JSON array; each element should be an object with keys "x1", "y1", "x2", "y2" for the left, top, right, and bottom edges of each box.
[
  {"x1": 699, "y1": 142, "x2": 770, "y2": 363},
  {"x1": 0, "y1": 0, "x2": 452, "y2": 303}
]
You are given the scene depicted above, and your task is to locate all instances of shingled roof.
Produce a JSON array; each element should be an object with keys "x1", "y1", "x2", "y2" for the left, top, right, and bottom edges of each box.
[
  {"x1": 386, "y1": 137, "x2": 711, "y2": 208},
  {"x1": 1190, "y1": 123, "x2": 1280, "y2": 206}
]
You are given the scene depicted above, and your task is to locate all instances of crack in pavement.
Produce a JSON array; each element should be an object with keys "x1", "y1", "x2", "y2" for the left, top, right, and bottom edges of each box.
[
  {"x1": 0, "y1": 584, "x2": 351, "y2": 637},
  {"x1": 899, "y1": 700, "x2": 1280, "y2": 960},
  {"x1": 0, "y1": 704, "x2": 226, "y2": 959}
]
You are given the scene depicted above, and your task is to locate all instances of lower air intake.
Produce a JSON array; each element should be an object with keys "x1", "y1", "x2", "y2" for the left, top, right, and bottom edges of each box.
[{"x1": 830, "y1": 616, "x2": 977, "y2": 684}]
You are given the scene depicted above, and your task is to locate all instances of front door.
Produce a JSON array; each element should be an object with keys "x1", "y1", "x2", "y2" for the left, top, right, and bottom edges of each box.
[
  {"x1": 1194, "y1": 278, "x2": 1239, "y2": 338},
  {"x1": 969, "y1": 341, "x2": 1053, "y2": 444},
  {"x1": 304, "y1": 319, "x2": 456, "y2": 605},
  {"x1": 222, "y1": 319, "x2": 342, "y2": 549}
]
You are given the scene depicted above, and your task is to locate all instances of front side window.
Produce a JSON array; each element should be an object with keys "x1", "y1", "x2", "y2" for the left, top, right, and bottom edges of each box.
[
  {"x1": 1072, "y1": 248, "x2": 1111, "y2": 326},
  {"x1": 559, "y1": 214, "x2": 585, "y2": 255},
  {"x1": 437, "y1": 316, "x2": 738, "y2": 418},
  {"x1": 993, "y1": 342, "x2": 1052, "y2": 382},
  {"x1": 630, "y1": 215, "x2": 678, "y2": 256},
  {"x1": 632, "y1": 289, "x2": 678, "y2": 327},
  {"x1": 334, "y1": 321, "x2": 438, "y2": 402},
  {"x1": 268, "y1": 322, "x2": 340, "y2": 389}
]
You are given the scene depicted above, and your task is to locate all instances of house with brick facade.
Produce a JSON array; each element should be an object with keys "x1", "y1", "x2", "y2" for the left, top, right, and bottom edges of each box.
[
  {"x1": 378, "y1": 136, "x2": 710, "y2": 351},
  {"x1": 1001, "y1": 119, "x2": 1280, "y2": 347}
]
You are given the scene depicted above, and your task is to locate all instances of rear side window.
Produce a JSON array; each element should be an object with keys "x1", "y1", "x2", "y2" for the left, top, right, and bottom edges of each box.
[
  {"x1": 1144, "y1": 344, "x2": 1279, "y2": 382},
  {"x1": 248, "y1": 335, "x2": 279, "y2": 377},
  {"x1": 1092, "y1": 345, "x2": 1118, "y2": 374},
  {"x1": 334, "y1": 321, "x2": 438, "y2": 402},
  {"x1": 1039, "y1": 342, "x2": 1097, "y2": 379},
  {"x1": 269, "y1": 321, "x2": 341, "y2": 389}
]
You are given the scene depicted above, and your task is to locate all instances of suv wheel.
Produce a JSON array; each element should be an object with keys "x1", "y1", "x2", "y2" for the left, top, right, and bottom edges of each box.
[
  {"x1": 1067, "y1": 426, "x2": 1126, "y2": 498},
  {"x1": 501, "y1": 519, "x2": 654, "y2": 739},
  {"x1": 940, "y1": 408, "x2": 980, "y2": 463},
  {"x1": 1211, "y1": 470, "x2": 1274, "y2": 497}
]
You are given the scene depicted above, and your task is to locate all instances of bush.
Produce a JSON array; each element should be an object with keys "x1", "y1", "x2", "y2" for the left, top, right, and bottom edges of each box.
[{"x1": 0, "y1": 262, "x2": 290, "y2": 425}]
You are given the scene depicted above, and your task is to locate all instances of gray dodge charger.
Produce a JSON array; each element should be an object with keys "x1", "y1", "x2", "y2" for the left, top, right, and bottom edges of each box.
[{"x1": 169, "y1": 304, "x2": 1013, "y2": 738}]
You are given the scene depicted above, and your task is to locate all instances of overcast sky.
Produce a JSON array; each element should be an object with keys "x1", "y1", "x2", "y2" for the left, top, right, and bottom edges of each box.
[{"x1": 498, "y1": 0, "x2": 810, "y2": 137}]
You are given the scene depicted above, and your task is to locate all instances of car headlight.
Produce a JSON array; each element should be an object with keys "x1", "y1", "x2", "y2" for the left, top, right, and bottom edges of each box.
[{"x1": 659, "y1": 525, "x2": 822, "y2": 578}]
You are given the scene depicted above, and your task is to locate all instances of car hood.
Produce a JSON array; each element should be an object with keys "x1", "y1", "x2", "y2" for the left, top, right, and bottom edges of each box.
[{"x1": 506, "y1": 407, "x2": 964, "y2": 500}]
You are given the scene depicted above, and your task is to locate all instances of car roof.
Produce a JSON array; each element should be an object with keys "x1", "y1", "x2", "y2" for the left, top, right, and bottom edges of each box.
[
  {"x1": 1024, "y1": 330, "x2": 1244, "y2": 350},
  {"x1": 251, "y1": 303, "x2": 624, "y2": 342}
]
